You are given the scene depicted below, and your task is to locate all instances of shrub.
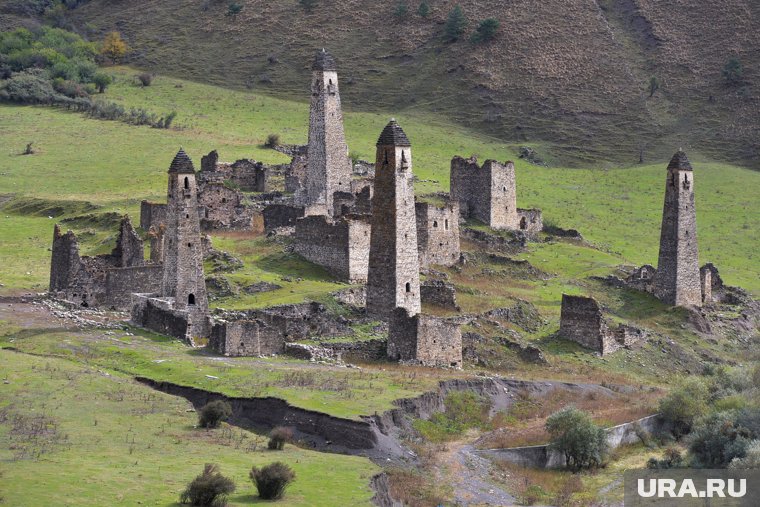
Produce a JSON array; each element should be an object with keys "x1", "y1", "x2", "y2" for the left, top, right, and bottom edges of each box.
[
  {"x1": 137, "y1": 72, "x2": 153, "y2": 87},
  {"x1": 729, "y1": 439, "x2": 760, "y2": 469},
  {"x1": 470, "y1": 18, "x2": 499, "y2": 43},
  {"x1": 180, "y1": 463, "x2": 236, "y2": 507},
  {"x1": 546, "y1": 407, "x2": 607, "y2": 471},
  {"x1": 412, "y1": 391, "x2": 491, "y2": 442},
  {"x1": 268, "y1": 426, "x2": 293, "y2": 450},
  {"x1": 92, "y1": 72, "x2": 112, "y2": 93},
  {"x1": 23, "y1": 142, "x2": 34, "y2": 155},
  {"x1": 198, "y1": 400, "x2": 232, "y2": 429},
  {"x1": 688, "y1": 411, "x2": 752, "y2": 468},
  {"x1": 101, "y1": 31, "x2": 128, "y2": 64},
  {"x1": 659, "y1": 377, "x2": 709, "y2": 437},
  {"x1": 417, "y1": 1, "x2": 429, "y2": 18},
  {"x1": 445, "y1": 5, "x2": 467, "y2": 42},
  {"x1": 226, "y1": 2, "x2": 242, "y2": 18},
  {"x1": 646, "y1": 447, "x2": 683, "y2": 469},
  {"x1": 0, "y1": 68, "x2": 66, "y2": 104},
  {"x1": 648, "y1": 76, "x2": 660, "y2": 97},
  {"x1": 723, "y1": 58, "x2": 743, "y2": 85},
  {"x1": 394, "y1": 1, "x2": 408, "y2": 17},
  {"x1": 250, "y1": 462, "x2": 296, "y2": 500},
  {"x1": 299, "y1": 0, "x2": 317, "y2": 12},
  {"x1": 264, "y1": 133, "x2": 280, "y2": 148}
]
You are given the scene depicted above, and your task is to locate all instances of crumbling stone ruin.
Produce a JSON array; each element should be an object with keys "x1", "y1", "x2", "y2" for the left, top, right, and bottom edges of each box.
[
  {"x1": 559, "y1": 294, "x2": 646, "y2": 355},
  {"x1": 200, "y1": 150, "x2": 269, "y2": 192},
  {"x1": 366, "y1": 120, "x2": 422, "y2": 319},
  {"x1": 131, "y1": 149, "x2": 211, "y2": 342},
  {"x1": 49, "y1": 216, "x2": 162, "y2": 309},
  {"x1": 388, "y1": 307, "x2": 463, "y2": 368},
  {"x1": 420, "y1": 280, "x2": 459, "y2": 310},
  {"x1": 140, "y1": 200, "x2": 166, "y2": 231},
  {"x1": 415, "y1": 201, "x2": 460, "y2": 268},
  {"x1": 654, "y1": 150, "x2": 702, "y2": 307},
  {"x1": 449, "y1": 156, "x2": 542, "y2": 232},
  {"x1": 295, "y1": 49, "x2": 353, "y2": 216},
  {"x1": 293, "y1": 214, "x2": 370, "y2": 283}
]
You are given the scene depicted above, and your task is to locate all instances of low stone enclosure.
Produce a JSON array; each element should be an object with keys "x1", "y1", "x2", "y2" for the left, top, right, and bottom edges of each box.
[
  {"x1": 622, "y1": 262, "x2": 732, "y2": 306},
  {"x1": 559, "y1": 294, "x2": 647, "y2": 355},
  {"x1": 476, "y1": 414, "x2": 668, "y2": 469}
]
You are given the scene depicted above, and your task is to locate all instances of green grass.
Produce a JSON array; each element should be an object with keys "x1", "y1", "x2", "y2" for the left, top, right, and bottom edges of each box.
[{"x1": 0, "y1": 349, "x2": 379, "y2": 506}]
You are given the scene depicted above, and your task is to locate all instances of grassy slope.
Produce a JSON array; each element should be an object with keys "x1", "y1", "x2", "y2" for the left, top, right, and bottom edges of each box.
[{"x1": 0, "y1": 349, "x2": 379, "y2": 506}]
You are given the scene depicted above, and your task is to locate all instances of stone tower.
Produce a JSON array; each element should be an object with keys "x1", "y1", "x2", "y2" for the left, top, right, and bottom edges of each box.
[
  {"x1": 299, "y1": 48, "x2": 352, "y2": 215},
  {"x1": 366, "y1": 120, "x2": 421, "y2": 318},
  {"x1": 654, "y1": 150, "x2": 702, "y2": 307},
  {"x1": 161, "y1": 149, "x2": 208, "y2": 313},
  {"x1": 449, "y1": 157, "x2": 519, "y2": 229}
]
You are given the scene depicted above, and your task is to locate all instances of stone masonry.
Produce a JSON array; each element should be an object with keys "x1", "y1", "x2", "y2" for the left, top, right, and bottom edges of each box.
[
  {"x1": 559, "y1": 294, "x2": 646, "y2": 355},
  {"x1": 388, "y1": 307, "x2": 463, "y2": 368},
  {"x1": 415, "y1": 201, "x2": 460, "y2": 268},
  {"x1": 366, "y1": 120, "x2": 421, "y2": 318},
  {"x1": 294, "y1": 214, "x2": 371, "y2": 283},
  {"x1": 654, "y1": 150, "x2": 702, "y2": 307},
  {"x1": 296, "y1": 49, "x2": 352, "y2": 216}
]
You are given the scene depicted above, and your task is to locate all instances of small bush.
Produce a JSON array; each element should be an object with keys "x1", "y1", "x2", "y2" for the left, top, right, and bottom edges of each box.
[
  {"x1": 137, "y1": 72, "x2": 153, "y2": 87},
  {"x1": 394, "y1": 1, "x2": 408, "y2": 17},
  {"x1": 299, "y1": 0, "x2": 317, "y2": 12},
  {"x1": 23, "y1": 142, "x2": 34, "y2": 155},
  {"x1": 546, "y1": 407, "x2": 607, "y2": 471},
  {"x1": 723, "y1": 58, "x2": 743, "y2": 85},
  {"x1": 688, "y1": 411, "x2": 752, "y2": 468},
  {"x1": 268, "y1": 426, "x2": 293, "y2": 450},
  {"x1": 659, "y1": 377, "x2": 709, "y2": 437},
  {"x1": 470, "y1": 18, "x2": 499, "y2": 43},
  {"x1": 250, "y1": 462, "x2": 296, "y2": 500},
  {"x1": 445, "y1": 5, "x2": 467, "y2": 41},
  {"x1": 730, "y1": 439, "x2": 760, "y2": 469},
  {"x1": 417, "y1": 1, "x2": 429, "y2": 17},
  {"x1": 646, "y1": 447, "x2": 683, "y2": 469},
  {"x1": 264, "y1": 133, "x2": 280, "y2": 148},
  {"x1": 198, "y1": 400, "x2": 232, "y2": 429},
  {"x1": 226, "y1": 2, "x2": 242, "y2": 18},
  {"x1": 180, "y1": 463, "x2": 235, "y2": 507}
]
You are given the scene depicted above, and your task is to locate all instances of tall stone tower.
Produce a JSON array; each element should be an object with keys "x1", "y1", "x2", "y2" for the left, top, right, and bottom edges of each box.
[
  {"x1": 299, "y1": 48, "x2": 352, "y2": 215},
  {"x1": 654, "y1": 150, "x2": 702, "y2": 307},
  {"x1": 161, "y1": 149, "x2": 208, "y2": 314},
  {"x1": 366, "y1": 120, "x2": 421, "y2": 318}
]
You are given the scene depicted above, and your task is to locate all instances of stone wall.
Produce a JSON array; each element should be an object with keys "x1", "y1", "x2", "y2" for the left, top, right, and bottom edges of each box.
[
  {"x1": 416, "y1": 201, "x2": 460, "y2": 268},
  {"x1": 209, "y1": 319, "x2": 286, "y2": 356},
  {"x1": 294, "y1": 215, "x2": 370, "y2": 283},
  {"x1": 104, "y1": 265, "x2": 163, "y2": 309},
  {"x1": 450, "y1": 156, "x2": 519, "y2": 230},
  {"x1": 388, "y1": 307, "x2": 462, "y2": 368},
  {"x1": 140, "y1": 200, "x2": 167, "y2": 231},
  {"x1": 516, "y1": 208, "x2": 543, "y2": 233},
  {"x1": 197, "y1": 181, "x2": 256, "y2": 231},
  {"x1": 559, "y1": 294, "x2": 646, "y2": 355},
  {"x1": 420, "y1": 280, "x2": 459, "y2": 310},
  {"x1": 263, "y1": 204, "x2": 305, "y2": 231},
  {"x1": 112, "y1": 216, "x2": 145, "y2": 267},
  {"x1": 283, "y1": 339, "x2": 387, "y2": 363}
]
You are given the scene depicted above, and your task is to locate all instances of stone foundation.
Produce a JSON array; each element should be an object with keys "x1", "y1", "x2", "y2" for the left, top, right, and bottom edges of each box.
[{"x1": 388, "y1": 308, "x2": 462, "y2": 368}]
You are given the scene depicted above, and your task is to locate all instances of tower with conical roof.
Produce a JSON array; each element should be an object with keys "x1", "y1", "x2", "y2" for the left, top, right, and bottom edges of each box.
[
  {"x1": 161, "y1": 149, "x2": 208, "y2": 315},
  {"x1": 654, "y1": 150, "x2": 702, "y2": 307},
  {"x1": 366, "y1": 120, "x2": 421, "y2": 318},
  {"x1": 299, "y1": 48, "x2": 352, "y2": 215}
]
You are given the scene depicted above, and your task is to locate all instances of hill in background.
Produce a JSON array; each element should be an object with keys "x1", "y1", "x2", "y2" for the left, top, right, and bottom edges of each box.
[{"x1": 2, "y1": 0, "x2": 759, "y2": 168}]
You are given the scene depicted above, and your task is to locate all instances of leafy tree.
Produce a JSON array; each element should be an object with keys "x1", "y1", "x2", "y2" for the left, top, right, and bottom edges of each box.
[
  {"x1": 226, "y1": 2, "x2": 242, "y2": 18},
  {"x1": 250, "y1": 462, "x2": 296, "y2": 500},
  {"x1": 92, "y1": 72, "x2": 112, "y2": 93},
  {"x1": 722, "y1": 58, "x2": 743, "y2": 85},
  {"x1": 445, "y1": 5, "x2": 467, "y2": 41},
  {"x1": 394, "y1": 1, "x2": 408, "y2": 17},
  {"x1": 688, "y1": 411, "x2": 752, "y2": 468},
  {"x1": 198, "y1": 400, "x2": 232, "y2": 429},
  {"x1": 471, "y1": 18, "x2": 499, "y2": 43},
  {"x1": 648, "y1": 76, "x2": 659, "y2": 97},
  {"x1": 659, "y1": 377, "x2": 709, "y2": 437},
  {"x1": 417, "y1": 1, "x2": 429, "y2": 17},
  {"x1": 100, "y1": 31, "x2": 128, "y2": 64},
  {"x1": 180, "y1": 463, "x2": 235, "y2": 506},
  {"x1": 299, "y1": 0, "x2": 317, "y2": 12},
  {"x1": 546, "y1": 407, "x2": 607, "y2": 471}
]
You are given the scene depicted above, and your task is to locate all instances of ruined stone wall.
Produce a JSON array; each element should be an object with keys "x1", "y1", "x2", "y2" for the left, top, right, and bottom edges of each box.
[
  {"x1": 450, "y1": 156, "x2": 519, "y2": 229},
  {"x1": 420, "y1": 280, "x2": 459, "y2": 310},
  {"x1": 209, "y1": 319, "x2": 286, "y2": 357},
  {"x1": 294, "y1": 215, "x2": 370, "y2": 283},
  {"x1": 516, "y1": 208, "x2": 543, "y2": 233},
  {"x1": 263, "y1": 204, "x2": 305, "y2": 231},
  {"x1": 112, "y1": 216, "x2": 145, "y2": 268},
  {"x1": 197, "y1": 182, "x2": 255, "y2": 231},
  {"x1": 140, "y1": 201, "x2": 167, "y2": 231},
  {"x1": 200, "y1": 150, "x2": 269, "y2": 192},
  {"x1": 415, "y1": 201, "x2": 460, "y2": 268},
  {"x1": 654, "y1": 151, "x2": 702, "y2": 307},
  {"x1": 131, "y1": 295, "x2": 189, "y2": 341},
  {"x1": 104, "y1": 265, "x2": 163, "y2": 309},
  {"x1": 559, "y1": 294, "x2": 610, "y2": 352},
  {"x1": 366, "y1": 121, "x2": 421, "y2": 318},
  {"x1": 388, "y1": 308, "x2": 462, "y2": 367}
]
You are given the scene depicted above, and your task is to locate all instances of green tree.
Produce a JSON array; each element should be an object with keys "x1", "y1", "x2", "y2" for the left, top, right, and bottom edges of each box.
[
  {"x1": 92, "y1": 72, "x2": 112, "y2": 93},
  {"x1": 471, "y1": 18, "x2": 499, "y2": 43},
  {"x1": 659, "y1": 377, "x2": 709, "y2": 437},
  {"x1": 723, "y1": 58, "x2": 743, "y2": 85},
  {"x1": 648, "y1": 76, "x2": 659, "y2": 97},
  {"x1": 226, "y1": 2, "x2": 242, "y2": 18},
  {"x1": 394, "y1": 1, "x2": 408, "y2": 17},
  {"x1": 688, "y1": 412, "x2": 752, "y2": 468},
  {"x1": 546, "y1": 407, "x2": 607, "y2": 471},
  {"x1": 100, "y1": 31, "x2": 128, "y2": 64},
  {"x1": 417, "y1": 1, "x2": 430, "y2": 17},
  {"x1": 445, "y1": 5, "x2": 467, "y2": 41}
]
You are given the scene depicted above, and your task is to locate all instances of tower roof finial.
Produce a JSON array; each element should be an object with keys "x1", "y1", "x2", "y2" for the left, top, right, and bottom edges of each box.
[
  {"x1": 168, "y1": 148, "x2": 195, "y2": 174},
  {"x1": 313, "y1": 48, "x2": 337, "y2": 71},
  {"x1": 377, "y1": 118, "x2": 411, "y2": 147}
]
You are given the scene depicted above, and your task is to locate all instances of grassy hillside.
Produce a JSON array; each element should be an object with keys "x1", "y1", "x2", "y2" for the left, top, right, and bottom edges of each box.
[{"x1": 2, "y1": 0, "x2": 757, "y2": 167}]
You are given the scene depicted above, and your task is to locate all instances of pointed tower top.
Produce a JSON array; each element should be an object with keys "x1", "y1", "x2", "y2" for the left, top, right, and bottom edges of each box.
[
  {"x1": 667, "y1": 149, "x2": 693, "y2": 171},
  {"x1": 377, "y1": 119, "x2": 411, "y2": 147},
  {"x1": 168, "y1": 148, "x2": 195, "y2": 174},
  {"x1": 312, "y1": 48, "x2": 337, "y2": 71}
]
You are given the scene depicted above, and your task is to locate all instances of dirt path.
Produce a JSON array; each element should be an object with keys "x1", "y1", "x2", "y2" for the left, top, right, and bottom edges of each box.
[{"x1": 440, "y1": 439, "x2": 518, "y2": 506}]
